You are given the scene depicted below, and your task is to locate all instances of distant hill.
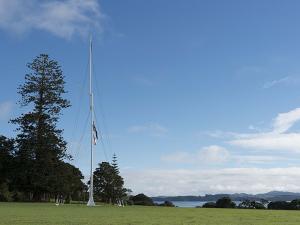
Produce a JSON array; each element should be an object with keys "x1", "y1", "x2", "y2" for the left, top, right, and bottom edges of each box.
[{"x1": 152, "y1": 191, "x2": 300, "y2": 202}]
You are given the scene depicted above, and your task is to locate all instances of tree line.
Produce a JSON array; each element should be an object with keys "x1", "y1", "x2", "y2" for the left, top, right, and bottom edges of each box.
[
  {"x1": 202, "y1": 197, "x2": 300, "y2": 210},
  {"x1": 0, "y1": 54, "x2": 128, "y2": 204}
]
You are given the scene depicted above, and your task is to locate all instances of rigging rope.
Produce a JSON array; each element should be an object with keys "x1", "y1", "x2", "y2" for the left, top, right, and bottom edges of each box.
[
  {"x1": 93, "y1": 110, "x2": 109, "y2": 162},
  {"x1": 69, "y1": 49, "x2": 89, "y2": 160},
  {"x1": 92, "y1": 59, "x2": 114, "y2": 162},
  {"x1": 73, "y1": 111, "x2": 90, "y2": 165}
]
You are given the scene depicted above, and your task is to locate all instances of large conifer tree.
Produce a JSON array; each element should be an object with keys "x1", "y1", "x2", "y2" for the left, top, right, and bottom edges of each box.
[{"x1": 12, "y1": 54, "x2": 71, "y2": 201}]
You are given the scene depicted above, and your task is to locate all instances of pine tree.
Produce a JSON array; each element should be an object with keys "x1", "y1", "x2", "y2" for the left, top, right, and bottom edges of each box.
[
  {"x1": 11, "y1": 54, "x2": 71, "y2": 201},
  {"x1": 93, "y1": 156, "x2": 127, "y2": 204},
  {"x1": 112, "y1": 153, "x2": 119, "y2": 174},
  {"x1": 0, "y1": 135, "x2": 14, "y2": 201}
]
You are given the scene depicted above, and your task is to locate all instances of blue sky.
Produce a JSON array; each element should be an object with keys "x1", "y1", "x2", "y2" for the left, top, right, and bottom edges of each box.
[{"x1": 1, "y1": 0, "x2": 300, "y2": 196}]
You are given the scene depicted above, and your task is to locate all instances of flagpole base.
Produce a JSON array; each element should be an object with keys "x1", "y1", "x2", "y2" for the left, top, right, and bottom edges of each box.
[{"x1": 87, "y1": 198, "x2": 96, "y2": 206}]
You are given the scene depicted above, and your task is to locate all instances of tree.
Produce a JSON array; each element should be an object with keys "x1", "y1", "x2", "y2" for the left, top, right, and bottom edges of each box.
[
  {"x1": 238, "y1": 200, "x2": 265, "y2": 209},
  {"x1": 289, "y1": 199, "x2": 300, "y2": 210},
  {"x1": 268, "y1": 201, "x2": 291, "y2": 210},
  {"x1": 11, "y1": 54, "x2": 71, "y2": 201},
  {"x1": 157, "y1": 201, "x2": 175, "y2": 207},
  {"x1": 0, "y1": 135, "x2": 15, "y2": 201},
  {"x1": 93, "y1": 156, "x2": 127, "y2": 204},
  {"x1": 0, "y1": 135, "x2": 14, "y2": 184},
  {"x1": 112, "y1": 153, "x2": 119, "y2": 173},
  {"x1": 202, "y1": 202, "x2": 216, "y2": 208},
  {"x1": 52, "y1": 162, "x2": 85, "y2": 203},
  {"x1": 216, "y1": 197, "x2": 236, "y2": 208},
  {"x1": 110, "y1": 154, "x2": 126, "y2": 202},
  {"x1": 129, "y1": 193, "x2": 154, "y2": 206}
]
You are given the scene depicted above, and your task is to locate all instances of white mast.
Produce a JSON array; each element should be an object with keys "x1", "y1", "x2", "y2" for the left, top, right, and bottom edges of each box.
[{"x1": 87, "y1": 36, "x2": 96, "y2": 207}]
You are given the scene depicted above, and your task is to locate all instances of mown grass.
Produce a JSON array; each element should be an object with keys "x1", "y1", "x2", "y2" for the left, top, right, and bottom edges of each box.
[{"x1": 1, "y1": 202, "x2": 300, "y2": 225}]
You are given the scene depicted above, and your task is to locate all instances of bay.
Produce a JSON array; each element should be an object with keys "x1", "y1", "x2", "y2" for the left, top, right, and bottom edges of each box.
[{"x1": 155, "y1": 201, "x2": 242, "y2": 208}]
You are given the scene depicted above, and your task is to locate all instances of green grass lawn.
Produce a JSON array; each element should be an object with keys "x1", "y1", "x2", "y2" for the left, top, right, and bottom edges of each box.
[{"x1": 1, "y1": 202, "x2": 300, "y2": 225}]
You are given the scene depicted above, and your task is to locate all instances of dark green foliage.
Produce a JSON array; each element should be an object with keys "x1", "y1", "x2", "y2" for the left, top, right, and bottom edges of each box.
[
  {"x1": 289, "y1": 199, "x2": 300, "y2": 210},
  {"x1": 252, "y1": 202, "x2": 265, "y2": 209},
  {"x1": 238, "y1": 200, "x2": 265, "y2": 209},
  {"x1": 268, "y1": 201, "x2": 291, "y2": 210},
  {"x1": 11, "y1": 54, "x2": 72, "y2": 201},
  {"x1": 130, "y1": 193, "x2": 154, "y2": 206},
  {"x1": 111, "y1": 153, "x2": 119, "y2": 173},
  {"x1": 260, "y1": 199, "x2": 269, "y2": 205},
  {"x1": 0, "y1": 183, "x2": 12, "y2": 202},
  {"x1": 267, "y1": 199, "x2": 300, "y2": 210},
  {"x1": 202, "y1": 197, "x2": 236, "y2": 209},
  {"x1": 216, "y1": 197, "x2": 236, "y2": 208},
  {"x1": 0, "y1": 135, "x2": 15, "y2": 201},
  {"x1": 157, "y1": 201, "x2": 175, "y2": 207},
  {"x1": 51, "y1": 162, "x2": 85, "y2": 203},
  {"x1": 0, "y1": 136, "x2": 14, "y2": 185},
  {"x1": 1, "y1": 54, "x2": 85, "y2": 202},
  {"x1": 93, "y1": 156, "x2": 127, "y2": 204},
  {"x1": 202, "y1": 202, "x2": 216, "y2": 208}
]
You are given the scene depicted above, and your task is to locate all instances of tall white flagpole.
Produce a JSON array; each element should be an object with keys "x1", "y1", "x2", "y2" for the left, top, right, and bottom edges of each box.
[{"x1": 87, "y1": 36, "x2": 95, "y2": 206}]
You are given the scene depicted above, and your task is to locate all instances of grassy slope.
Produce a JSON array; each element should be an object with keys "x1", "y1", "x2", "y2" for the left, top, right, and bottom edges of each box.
[{"x1": 0, "y1": 203, "x2": 300, "y2": 225}]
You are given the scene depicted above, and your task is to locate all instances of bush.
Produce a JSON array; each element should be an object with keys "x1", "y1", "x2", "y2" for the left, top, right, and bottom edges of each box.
[
  {"x1": 126, "y1": 199, "x2": 134, "y2": 205},
  {"x1": 253, "y1": 202, "x2": 266, "y2": 209},
  {"x1": 130, "y1": 193, "x2": 154, "y2": 206},
  {"x1": 289, "y1": 199, "x2": 300, "y2": 210},
  {"x1": 267, "y1": 199, "x2": 300, "y2": 210},
  {"x1": 0, "y1": 183, "x2": 12, "y2": 202},
  {"x1": 216, "y1": 197, "x2": 236, "y2": 208},
  {"x1": 238, "y1": 200, "x2": 265, "y2": 209},
  {"x1": 12, "y1": 191, "x2": 26, "y2": 202},
  {"x1": 202, "y1": 202, "x2": 216, "y2": 208},
  {"x1": 268, "y1": 201, "x2": 291, "y2": 210},
  {"x1": 158, "y1": 201, "x2": 175, "y2": 207}
]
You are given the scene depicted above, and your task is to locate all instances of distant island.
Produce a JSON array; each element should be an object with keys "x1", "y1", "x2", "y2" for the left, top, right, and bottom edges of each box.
[{"x1": 152, "y1": 191, "x2": 300, "y2": 202}]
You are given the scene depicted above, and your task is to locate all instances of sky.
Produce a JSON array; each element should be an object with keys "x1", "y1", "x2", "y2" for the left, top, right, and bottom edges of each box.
[{"x1": 1, "y1": 0, "x2": 300, "y2": 196}]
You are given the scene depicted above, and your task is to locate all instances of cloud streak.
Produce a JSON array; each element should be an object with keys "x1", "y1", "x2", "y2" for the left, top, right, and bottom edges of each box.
[
  {"x1": 161, "y1": 146, "x2": 290, "y2": 165},
  {"x1": 0, "y1": 0, "x2": 104, "y2": 39},
  {"x1": 128, "y1": 122, "x2": 168, "y2": 137},
  {"x1": 229, "y1": 108, "x2": 300, "y2": 152},
  {"x1": 263, "y1": 76, "x2": 300, "y2": 89},
  {"x1": 161, "y1": 145, "x2": 230, "y2": 164}
]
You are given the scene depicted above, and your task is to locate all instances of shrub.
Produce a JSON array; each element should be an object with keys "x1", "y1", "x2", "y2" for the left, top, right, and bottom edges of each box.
[
  {"x1": 0, "y1": 183, "x2": 12, "y2": 202},
  {"x1": 289, "y1": 199, "x2": 300, "y2": 210},
  {"x1": 238, "y1": 200, "x2": 265, "y2": 209},
  {"x1": 202, "y1": 202, "x2": 216, "y2": 208},
  {"x1": 216, "y1": 197, "x2": 236, "y2": 208},
  {"x1": 158, "y1": 201, "x2": 175, "y2": 207},
  {"x1": 12, "y1": 191, "x2": 26, "y2": 202},
  {"x1": 268, "y1": 201, "x2": 291, "y2": 210},
  {"x1": 130, "y1": 193, "x2": 154, "y2": 206}
]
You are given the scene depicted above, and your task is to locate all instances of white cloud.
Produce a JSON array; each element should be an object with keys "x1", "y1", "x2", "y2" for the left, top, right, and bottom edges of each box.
[
  {"x1": 198, "y1": 145, "x2": 230, "y2": 163},
  {"x1": 272, "y1": 108, "x2": 300, "y2": 133},
  {"x1": 0, "y1": 101, "x2": 13, "y2": 120},
  {"x1": 0, "y1": 0, "x2": 104, "y2": 39},
  {"x1": 161, "y1": 145, "x2": 230, "y2": 164},
  {"x1": 123, "y1": 167, "x2": 300, "y2": 196},
  {"x1": 128, "y1": 123, "x2": 168, "y2": 137},
  {"x1": 233, "y1": 155, "x2": 289, "y2": 164},
  {"x1": 202, "y1": 130, "x2": 251, "y2": 139},
  {"x1": 230, "y1": 133, "x2": 300, "y2": 152},
  {"x1": 161, "y1": 151, "x2": 192, "y2": 163},
  {"x1": 229, "y1": 108, "x2": 300, "y2": 152}
]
